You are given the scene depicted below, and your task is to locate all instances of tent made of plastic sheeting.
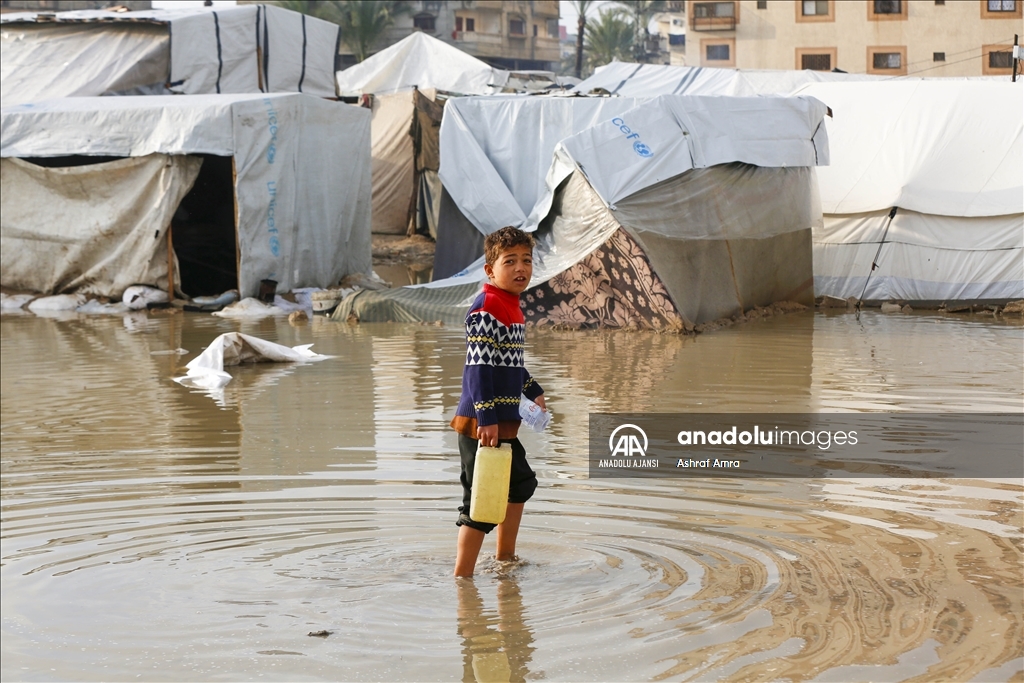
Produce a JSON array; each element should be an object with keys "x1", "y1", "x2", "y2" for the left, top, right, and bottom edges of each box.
[
  {"x1": 794, "y1": 81, "x2": 1023, "y2": 303},
  {"x1": 335, "y1": 94, "x2": 829, "y2": 328},
  {"x1": 335, "y1": 32, "x2": 505, "y2": 97},
  {"x1": 572, "y1": 60, "x2": 887, "y2": 98},
  {"x1": 364, "y1": 88, "x2": 444, "y2": 236},
  {"x1": 0, "y1": 5, "x2": 339, "y2": 105},
  {"x1": 571, "y1": 62, "x2": 1019, "y2": 303},
  {"x1": 1, "y1": 93, "x2": 371, "y2": 299},
  {"x1": 432, "y1": 93, "x2": 827, "y2": 278},
  {"x1": 336, "y1": 33, "x2": 504, "y2": 236}
]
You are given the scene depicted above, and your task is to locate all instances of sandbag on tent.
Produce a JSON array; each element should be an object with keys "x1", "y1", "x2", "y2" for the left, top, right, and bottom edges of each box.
[
  {"x1": 335, "y1": 94, "x2": 828, "y2": 328},
  {"x1": 0, "y1": 5, "x2": 339, "y2": 104},
  {"x1": 1, "y1": 93, "x2": 371, "y2": 299}
]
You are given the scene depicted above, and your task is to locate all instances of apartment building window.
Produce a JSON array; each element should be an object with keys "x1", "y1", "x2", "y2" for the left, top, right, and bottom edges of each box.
[
  {"x1": 707, "y1": 44, "x2": 729, "y2": 59},
  {"x1": 547, "y1": 19, "x2": 559, "y2": 37},
  {"x1": 691, "y1": 1, "x2": 738, "y2": 31},
  {"x1": 455, "y1": 16, "x2": 475, "y2": 32},
  {"x1": 413, "y1": 13, "x2": 436, "y2": 31},
  {"x1": 868, "y1": 0, "x2": 907, "y2": 19},
  {"x1": 509, "y1": 18, "x2": 525, "y2": 35},
  {"x1": 982, "y1": 0, "x2": 1021, "y2": 17},
  {"x1": 873, "y1": 52, "x2": 901, "y2": 68},
  {"x1": 803, "y1": 0, "x2": 828, "y2": 15},
  {"x1": 933, "y1": 51, "x2": 945, "y2": 61},
  {"x1": 701, "y1": 38, "x2": 735, "y2": 66},
  {"x1": 694, "y1": 2, "x2": 735, "y2": 18},
  {"x1": 867, "y1": 46, "x2": 907, "y2": 74},
  {"x1": 669, "y1": 34, "x2": 686, "y2": 46},
  {"x1": 797, "y1": 0, "x2": 834, "y2": 22},
  {"x1": 467, "y1": 17, "x2": 475, "y2": 32},
  {"x1": 797, "y1": 47, "x2": 836, "y2": 70},
  {"x1": 983, "y1": 45, "x2": 1014, "y2": 73}
]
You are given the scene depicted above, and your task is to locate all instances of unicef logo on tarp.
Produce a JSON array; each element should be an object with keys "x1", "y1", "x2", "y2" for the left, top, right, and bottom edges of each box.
[
  {"x1": 609, "y1": 424, "x2": 648, "y2": 457},
  {"x1": 633, "y1": 141, "x2": 653, "y2": 158}
]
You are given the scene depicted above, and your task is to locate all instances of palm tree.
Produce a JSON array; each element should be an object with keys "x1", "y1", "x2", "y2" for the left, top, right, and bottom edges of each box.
[
  {"x1": 264, "y1": 1, "x2": 405, "y2": 63},
  {"x1": 569, "y1": 0, "x2": 594, "y2": 79},
  {"x1": 617, "y1": 0, "x2": 667, "y2": 63},
  {"x1": 585, "y1": 7, "x2": 634, "y2": 71},
  {"x1": 336, "y1": 1, "x2": 406, "y2": 62}
]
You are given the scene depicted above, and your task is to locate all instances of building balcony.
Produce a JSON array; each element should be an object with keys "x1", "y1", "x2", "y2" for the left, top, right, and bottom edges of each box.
[
  {"x1": 531, "y1": 0, "x2": 560, "y2": 18},
  {"x1": 452, "y1": 31, "x2": 504, "y2": 49},
  {"x1": 690, "y1": 15, "x2": 735, "y2": 31}
]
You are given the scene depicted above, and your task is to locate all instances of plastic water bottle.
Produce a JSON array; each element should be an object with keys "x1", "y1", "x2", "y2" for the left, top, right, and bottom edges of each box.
[
  {"x1": 470, "y1": 443, "x2": 513, "y2": 524},
  {"x1": 519, "y1": 396, "x2": 550, "y2": 433}
]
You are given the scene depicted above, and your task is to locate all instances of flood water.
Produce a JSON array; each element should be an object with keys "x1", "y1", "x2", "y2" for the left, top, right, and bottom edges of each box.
[{"x1": 2, "y1": 308, "x2": 1022, "y2": 682}]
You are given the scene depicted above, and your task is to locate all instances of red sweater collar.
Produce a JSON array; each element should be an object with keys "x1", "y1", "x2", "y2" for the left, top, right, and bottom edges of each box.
[{"x1": 483, "y1": 282, "x2": 520, "y2": 303}]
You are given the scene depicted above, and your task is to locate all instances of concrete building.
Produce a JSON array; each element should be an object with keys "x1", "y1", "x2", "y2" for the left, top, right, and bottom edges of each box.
[
  {"x1": 684, "y1": 0, "x2": 1022, "y2": 77},
  {"x1": 652, "y1": 1, "x2": 688, "y2": 66},
  {"x1": 382, "y1": 0, "x2": 560, "y2": 71}
]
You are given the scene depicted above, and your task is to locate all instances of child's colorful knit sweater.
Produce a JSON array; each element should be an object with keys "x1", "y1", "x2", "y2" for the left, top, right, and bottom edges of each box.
[{"x1": 454, "y1": 283, "x2": 544, "y2": 427}]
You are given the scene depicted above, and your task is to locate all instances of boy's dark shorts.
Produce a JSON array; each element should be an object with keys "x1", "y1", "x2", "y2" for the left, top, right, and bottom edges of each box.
[{"x1": 457, "y1": 434, "x2": 537, "y2": 534}]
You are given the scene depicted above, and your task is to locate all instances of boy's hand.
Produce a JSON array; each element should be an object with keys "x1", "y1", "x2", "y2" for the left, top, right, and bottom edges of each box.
[
  {"x1": 534, "y1": 394, "x2": 547, "y2": 412},
  {"x1": 477, "y1": 424, "x2": 498, "y2": 447}
]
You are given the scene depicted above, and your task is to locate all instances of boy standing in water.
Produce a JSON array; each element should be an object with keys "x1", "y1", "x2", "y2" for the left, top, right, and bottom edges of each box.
[{"x1": 451, "y1": 226, "x2": 546, "y2": 577}]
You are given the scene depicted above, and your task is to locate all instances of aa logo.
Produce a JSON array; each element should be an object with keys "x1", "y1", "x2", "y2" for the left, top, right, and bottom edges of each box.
[
  {"x1": 609, "y1": 424, "x2": 648, "y2": 457},
  {"x1": 632, "y1": 141, "x2": 653, "y2": 157}
]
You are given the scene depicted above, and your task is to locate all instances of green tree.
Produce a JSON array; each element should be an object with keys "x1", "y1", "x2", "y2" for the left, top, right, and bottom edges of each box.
[
  {"x1": 258, "y1": 0, "x2": 406, "y2": 62},
  {"x1": 337, "y1": 0, "x2": 406, "y2": 62},
  {"x1": 585, "y1": 6, "x2": 634, "y2": 71},
  {"x1": 616, "y1": 0, "x2": 667, "y2": 63}
]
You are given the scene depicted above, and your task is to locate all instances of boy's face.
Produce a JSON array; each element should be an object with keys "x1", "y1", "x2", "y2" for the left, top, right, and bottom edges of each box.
[{"x1": 484, "y1": 245, "x2": 533, "y2": 295}]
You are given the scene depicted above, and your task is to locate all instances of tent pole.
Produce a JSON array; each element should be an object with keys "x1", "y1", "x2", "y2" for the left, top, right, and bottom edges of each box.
[
  {"x1": 167, "y1": 223, "x2": 176, "y2": 299},
  {"x1": 855, "y1": 206, "x2": 897, "y2": 320},
  {"x1": 232, "y1": 156, "x2": 241, "y2": 295},
  {"x1": 1013, "y1": 34, "x2": 1018, "y2": 83}
]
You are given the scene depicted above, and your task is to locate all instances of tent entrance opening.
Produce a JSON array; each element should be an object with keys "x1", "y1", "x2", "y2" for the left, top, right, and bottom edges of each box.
[{"x1": 172, "y1": 154, "x2": 238, "y2": 297}]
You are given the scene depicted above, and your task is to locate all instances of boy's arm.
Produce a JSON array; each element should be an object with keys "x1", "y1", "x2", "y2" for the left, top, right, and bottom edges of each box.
[
  {"x1": 465, "y1": 312, "x2": 498, "y2": 427},
  {"x1": 522, "y1": 369, "x2": 544, "y2": 403}
]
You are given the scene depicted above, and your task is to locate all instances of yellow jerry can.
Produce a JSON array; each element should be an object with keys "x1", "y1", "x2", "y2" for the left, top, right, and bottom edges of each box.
[{"x1": 470, "y1": 443, "x2": 513, "y2": 525}]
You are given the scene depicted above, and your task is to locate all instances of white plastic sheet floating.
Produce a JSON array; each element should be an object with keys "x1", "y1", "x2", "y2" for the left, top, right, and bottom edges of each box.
[{"x1": 173, "y1": 332, "x2": 330, "y2": 390}]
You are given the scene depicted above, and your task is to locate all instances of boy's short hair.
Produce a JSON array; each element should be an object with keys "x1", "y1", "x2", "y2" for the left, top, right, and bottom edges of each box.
[{"x1": 484, "y1": 226, "x2": 535, "y2": 266}]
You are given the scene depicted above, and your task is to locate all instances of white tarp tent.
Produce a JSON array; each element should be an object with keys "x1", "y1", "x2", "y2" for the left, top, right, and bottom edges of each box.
[
  {"x1": 335, "y1": 31, "x2": 505, "y2": 97},
  {"x1": 0, "y1": 5, "x2": 339, "y2": 105},
  {"x1": 336, "y1": 94, "x2": 829, "y2": 327},
  {"x1": 571, "y1": 62, "x2": 1021, "y2": 303},
  {"x1": 572, "y1": 60, "x2": 885, "y2": 98},
  {"x1": 1, "y1": 93, "x2": 371, "y2": 298},
  {"x1": 336, "y1": 32, "x2": 505, "y2": 235},
  {"x1": 795, "y1": 80, "x2": 1023, "y2": 302}
]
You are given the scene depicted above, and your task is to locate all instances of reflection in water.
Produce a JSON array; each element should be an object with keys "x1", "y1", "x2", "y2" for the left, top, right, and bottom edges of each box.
[
  {"x1": 458, "y1": 574, "x2": 534, "y2": 683},
  {"x1": 1, "y1": 309, "x2": 1021, "y2": 681}
]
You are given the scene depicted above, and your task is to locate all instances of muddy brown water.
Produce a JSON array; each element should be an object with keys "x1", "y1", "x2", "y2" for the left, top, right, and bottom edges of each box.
[{"x1": 2, "y1": 308, "x2": 1022, "y2": 682}]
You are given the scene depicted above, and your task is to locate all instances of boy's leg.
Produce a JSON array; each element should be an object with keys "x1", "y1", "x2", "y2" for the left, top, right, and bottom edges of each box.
[
  {"x1": 455, "y1": 525, "x2": 486, "y2": 577},
  {"x1": 495, "y1": 502, "x2": 524, "y2": 560}
]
